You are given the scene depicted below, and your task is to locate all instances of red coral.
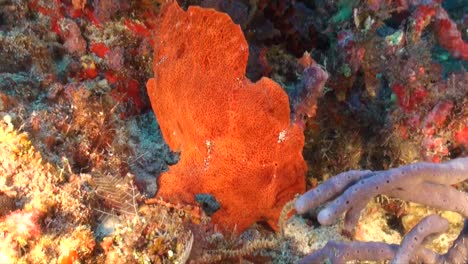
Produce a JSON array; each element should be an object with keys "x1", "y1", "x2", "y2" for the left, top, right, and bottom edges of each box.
[
  {"x1": 455, "y1": 126, "x2": 468, "y2": 149},
  {"x1": 147, "y1": 3, "x2": 306, "y2": 232},
  {"x1": 370, "y1": 1, "x2": 467, "y2": 59},
  {"x1": 79, "y1": 57, "x2": 98, "y2": 80},
  {"x1": 108, "y1": 74, "x2": 145, "y2": 116},
  {"x1": 433, "y1": 8, "x2": 468, "y2": 60},
  {"x1": 124, "y1": 19, "x2": 151, "y2": 38},
  {"x1": 421, "y1": 100, "x2": 453, "y2": 137},
  {"x1": 391, "y1": 83, "x2": 428, "y2": 112},
  {"x1": 410, "y1": 5, "x2": 436, "y2": 42},
  {"x1": 90, "y1": 42, "x2": 110, "y2": 58}
]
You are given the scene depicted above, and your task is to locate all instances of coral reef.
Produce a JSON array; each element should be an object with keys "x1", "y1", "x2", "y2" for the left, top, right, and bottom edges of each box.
[
  {"x1": 0, "y1": 119, "x2": 96, "y2": 263},
  {"x1": 0, "y1": 0, "x2": 198, "y2": 262},
  {"x1": 0, "y1": 0, "x2": 466, "y2": 262}
]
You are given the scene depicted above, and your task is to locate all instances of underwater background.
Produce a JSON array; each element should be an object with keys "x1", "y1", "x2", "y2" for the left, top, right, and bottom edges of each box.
[{"x1": 0, "y1": 0, "x2": 467, "y2": 263}]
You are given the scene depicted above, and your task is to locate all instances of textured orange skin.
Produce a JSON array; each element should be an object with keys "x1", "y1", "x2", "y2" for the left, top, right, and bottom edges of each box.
[{"x1": 147, "y1": 3, "x2": 306, "y2": 232}]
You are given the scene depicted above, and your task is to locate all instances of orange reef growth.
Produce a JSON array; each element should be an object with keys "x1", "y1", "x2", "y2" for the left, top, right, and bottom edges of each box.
[{"x1": 147, "y1": 3, "x2": 306, "y2": 232}]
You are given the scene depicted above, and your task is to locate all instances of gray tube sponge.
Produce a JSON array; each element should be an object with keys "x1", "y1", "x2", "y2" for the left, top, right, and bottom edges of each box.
[
  {"x1": 445, "y1": 219, "x2": 468, "y2": 264},
  {"x1": 296, "y1": 157, "x2": 468, "y2": 234},
  {"x1": 299, "y1": 216, "x2": 465, "y2": 264},
  {"x1": 295, "y1": 157, "x2": 468, "y2": 264},
  {"x1": 391, "y1": 214, "x2": 449, "y2": 264}
]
